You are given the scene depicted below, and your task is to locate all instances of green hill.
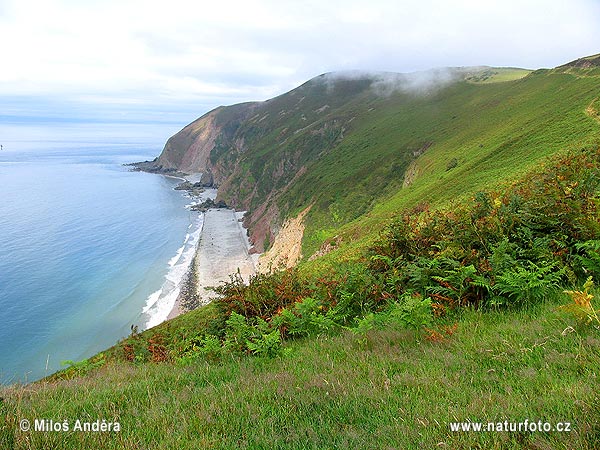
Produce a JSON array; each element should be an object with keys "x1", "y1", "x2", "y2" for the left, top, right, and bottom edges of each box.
[
  {"x1": 152, "y1": 64, "x2": 598, "y2": 262},
  {"x1": 2, "y1": 55, "x2": 600, "y2": 449}
]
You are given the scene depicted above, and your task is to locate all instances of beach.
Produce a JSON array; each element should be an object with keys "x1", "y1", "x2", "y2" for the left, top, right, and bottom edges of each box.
[{"x1": 167, "y1": 208, "x2": 257, "y2": 319}]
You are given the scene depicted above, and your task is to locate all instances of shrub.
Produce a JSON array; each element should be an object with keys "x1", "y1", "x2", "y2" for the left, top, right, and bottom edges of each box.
[
  {"x1": 572, "y1": 240, "x2": 600, "y2": 279},
  {"x1": 368, "y1": 146, "x2": 600, "y2": 309},
  {"x1": 223, "y1": 311, "x2": 255, "y2": 354},
  {"x1": 494, "y1": 261, "x2": 565, "y2": 306},
  {"x1": 353, "y1": 293, "x2": 432, "y2": 333},
  {"x1": 276, "y1": 297, "x2": 339, "y2": 338},
  {"x1": 246, "y1": 329, "x2": 284, "y2": 357}
]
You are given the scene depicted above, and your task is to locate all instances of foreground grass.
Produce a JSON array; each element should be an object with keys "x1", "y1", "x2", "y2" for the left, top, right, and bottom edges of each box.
[{"x1": 2, "y1": 294, "x2": 599, "y2": 449}]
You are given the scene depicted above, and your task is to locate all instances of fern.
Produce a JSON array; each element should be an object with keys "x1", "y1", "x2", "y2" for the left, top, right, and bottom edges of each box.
[
  {"x1": 352, "y1": 293, "x2": 432, "y2": 333},
  {"x1": 561, "y1": 277, "x2": 600, "y2": 325},
  {"x1": 406, "y1": 256, "x2": 445, "y2": 295},
  {"x1": 573, "y1": 240, "x2": 600, "y2": 278},
  {"x1": 246, "y1": 329, "x2": 283, "y2": 358},
  {"x1": 278, "y1": 297, "x2": 339, "y2": 337},
  {"x1": 495, "y1": 261, "x2": 565, "y2": 305},
  {"x1": 223, "y1": 312, "x2": 255, "y2": 354},
  {"x1": 430, "y1": 264, "x2": 477, "y2": 305}
]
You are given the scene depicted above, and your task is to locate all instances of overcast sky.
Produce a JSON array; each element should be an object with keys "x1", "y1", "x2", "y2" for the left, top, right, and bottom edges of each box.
[{"x1": 1, "y1": 0, "x2": 599, "y2": 142}]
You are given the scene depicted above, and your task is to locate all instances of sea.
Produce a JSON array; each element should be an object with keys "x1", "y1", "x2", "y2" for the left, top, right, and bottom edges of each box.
[{"x1": 0, "y1": 124, "x2": 203, "y2": 384}]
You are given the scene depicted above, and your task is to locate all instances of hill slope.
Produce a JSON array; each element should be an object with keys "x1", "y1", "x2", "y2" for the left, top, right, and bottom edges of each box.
[
  {"x1": 3, "y1": 296, "x2": 599, "y2": 449},
  {"x1": 2, "y1": 55, "x2": 600, "y2": 449},
  {"x1": 153, "y1": 63, "x2": 599, "y2": 265}
]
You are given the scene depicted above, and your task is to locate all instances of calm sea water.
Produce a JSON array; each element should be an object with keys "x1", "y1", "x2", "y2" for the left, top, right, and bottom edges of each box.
[{"x1": 0, "y1": 136, "x2": 201, "y2": 383}]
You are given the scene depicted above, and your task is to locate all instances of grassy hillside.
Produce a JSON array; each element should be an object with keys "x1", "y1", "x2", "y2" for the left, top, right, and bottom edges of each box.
[
  {"x1": 2, "y1": 58, "x2": 600, "y2": 449},
  {"x1": 3, "y1": 142, "x2": 600, "y2": 449},
  {"x1": 296, "y1": 70, "x2": 600, "y2": 257},
  {"x1": 2, "y1": 295, "x2": 599, "y2": 449},
  {"x1": 156, "y1": 65, "x2": 599, "y2": 258}
]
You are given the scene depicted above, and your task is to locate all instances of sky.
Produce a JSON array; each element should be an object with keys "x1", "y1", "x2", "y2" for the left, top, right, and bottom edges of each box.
[{"x1": 1, "y1": 0, "x2": 599, "y2": 143}]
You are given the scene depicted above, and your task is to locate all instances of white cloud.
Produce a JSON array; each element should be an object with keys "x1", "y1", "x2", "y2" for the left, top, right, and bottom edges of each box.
[{"x1": 0, "y1": 0, "x2": 599, "y2": 126}]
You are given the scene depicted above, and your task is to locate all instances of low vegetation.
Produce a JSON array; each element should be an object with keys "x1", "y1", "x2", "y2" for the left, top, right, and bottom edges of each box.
[
  {"x1": 2, "y1": 62, "x2": 600, "y2": 448},
  {"x1": 1, "y1": 293, "x2": 598, "y2": 449},
  {"x1": 2, "y1": 143, "x2": 599, "y2": 449}
]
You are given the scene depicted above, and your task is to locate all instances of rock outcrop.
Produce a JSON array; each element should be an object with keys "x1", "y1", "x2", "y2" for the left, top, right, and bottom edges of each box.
[
  {"x1": 257, "y1": 206, "x2": 311, "y2": 273},
  {"x1": 154, "y1": 74, "x2": 375, "y2": 255}
]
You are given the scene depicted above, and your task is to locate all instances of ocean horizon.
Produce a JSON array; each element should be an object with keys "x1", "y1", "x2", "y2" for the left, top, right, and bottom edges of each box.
[{"x1": 0, "y1": 127, "x2": 200, "y2": 384}]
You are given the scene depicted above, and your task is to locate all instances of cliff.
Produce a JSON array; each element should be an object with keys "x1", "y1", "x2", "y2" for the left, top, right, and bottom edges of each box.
[
  {"x1": 156, "y1": 102, "x2": 258, "y2": 184},
  {"x1": 156, "y1": 73, "x2": 383, "y2": 254},
  {"x1": 154, "y1": 59, "x2": 600, "y2": 265}
]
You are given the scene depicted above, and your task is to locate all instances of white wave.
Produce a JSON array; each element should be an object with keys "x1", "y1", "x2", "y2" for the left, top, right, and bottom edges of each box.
[
  {"x1": 168, "y1": 245, "x2": 185, "y2": 267},
  {"x1": 142, "y1": 289, "x2": 162, "y2": 314},
  {"x1": 143, "y1": 285, "x2": 181, "y2": 329},
  {"x1": 142, "y1": 213, "x2": 205, "y2": 329}
]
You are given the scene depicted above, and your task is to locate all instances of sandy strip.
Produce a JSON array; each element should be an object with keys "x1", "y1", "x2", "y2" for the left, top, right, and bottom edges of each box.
[{"x1": 167, "y1": 208, "x2": 256, "y2": 319}]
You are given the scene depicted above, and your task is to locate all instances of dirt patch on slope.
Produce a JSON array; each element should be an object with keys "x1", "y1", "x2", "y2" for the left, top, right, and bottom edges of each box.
[
  {"x1": 257, "y1": 205, "x2": 312, "y2": 273},
  {"x1": 586, "y1": 98, "x2": 600, "y2": 124}
]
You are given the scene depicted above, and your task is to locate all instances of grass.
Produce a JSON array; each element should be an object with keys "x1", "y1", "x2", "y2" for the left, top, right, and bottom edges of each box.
[
  {"x1": 2, "y1": 61, "x2": 600, "y2": 449},
  {"x1": 466, "y1": 67, "x2": 532, "y2": 83},
  {"x1": 160, "y1": 65, "x2": 600, "y2": 260},
  {"x1": 299, "y1": 74, "x2": 600, "y2": 264},
  {"x1": 293, "y1": 71, "x2": 600, "y2": 257},
  {"x1": 2, "y1": 293, "x2": 599, "y2": 449}
]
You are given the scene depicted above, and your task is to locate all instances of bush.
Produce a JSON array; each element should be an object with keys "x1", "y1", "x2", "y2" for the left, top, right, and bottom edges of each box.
[
  {"x1": 353, "y1": 293, "x2": 433, "y2": 333},
  {"x1": 369, "y1": 146, "x2": 600, "y2": 309},
  {"x1": 494, "y1": 261, "x2": 565, "y2": 306},
  {"x1": 573, "y1": 240, "x2": 600, "y2": 279}
]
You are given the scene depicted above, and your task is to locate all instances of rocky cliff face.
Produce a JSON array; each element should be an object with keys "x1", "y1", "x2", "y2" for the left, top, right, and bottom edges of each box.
[
  {"x1": 155, "y1": 74, "x2": 380, "y2": 254},
  {"x1": 156, "y1": 102, "x2": 258, "y2": 185},
  {"x1": 156, "y1": 110, "x2": 221, "y2": 175}
]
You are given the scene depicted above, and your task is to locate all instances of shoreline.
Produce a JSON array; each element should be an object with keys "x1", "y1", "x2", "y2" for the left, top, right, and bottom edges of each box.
[
  {"x1": 167, "y1": 208, "x2": 257, "y2": 320},
  {"x1": 131, "y1": 167, "x2": 256, "y2": 325},
  {"x1": 139, "y1": 171, "x2": 216, "y2": 328}
]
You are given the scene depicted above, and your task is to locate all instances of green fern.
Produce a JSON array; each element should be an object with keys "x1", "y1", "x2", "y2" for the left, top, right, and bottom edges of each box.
[
  {"x1": 246, "y1": 329, "x2": 283, "y2": 358},
  {"x1": 573, "y1": 240, "x2": 600, "y2": 278},
  {"x1": 495, "y1": 261, "x2": 565, "y2": 305},
  {"x1": 430, "y1": 264, "x2": 477, "y2": 305}
]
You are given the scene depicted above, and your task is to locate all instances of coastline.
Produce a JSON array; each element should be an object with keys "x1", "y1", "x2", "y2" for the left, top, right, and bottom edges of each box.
[
  {"x1": 129, "y1": 164, "x2": 257, "y2": 325},
  {"x1": 137, "y1": 170, "x2": 217, "y2": 329},
  {"x1": 167, "y1": 208, "x2": 257, "y2": 320}
]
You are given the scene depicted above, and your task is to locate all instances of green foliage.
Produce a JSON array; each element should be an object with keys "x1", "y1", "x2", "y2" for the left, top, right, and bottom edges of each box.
[
  {"x1": 430, "y1": 264, "x2": 478, "y2": 306},
  {"x1": 573, "y1": 240, "x2": 600, "y2": 278},
  {"x1": 223, "y1": 311, "x2": 255, "y2": 354},
  {"x1": 246, "y1": 329, "x2": 284, "y2": 358},
  {"x1": 369, "y1": 147, "x2": 600, "y2": 310},
  {"x1": 353, "y1": 293, "x2": 433, "y2": 335},
  {"x1": 59, "y1": 353, "x2": 106, "y2": 379},
  {"x1": 495, "y1": 261, "x2": 565, "y2": 306},
  {"x1": 277, "y1": 297, "x2": 338, "y2": 337},
  {"x1": 391, "y1": 293, "x2": 433, "y2": 329},
  {"x1": 175, "y1": 334, "x2": 222, "y2": 365}
]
